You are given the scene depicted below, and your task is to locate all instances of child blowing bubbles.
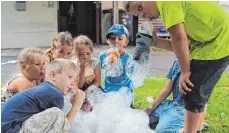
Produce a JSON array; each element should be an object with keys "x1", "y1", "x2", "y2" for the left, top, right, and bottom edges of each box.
[
  {"x1": 99, "y1": 24, "x2": 136, "y2": 106},
  {"x1": 71, "y1": 35, "x2": 101, "y2": 112},
  {"x1": 1, "y1": 47, "x2": 45, "y2": 104},
  {"x1": 1, "y1": 59, "x2": 85, "y2": 133},
  {"x1": 72, "y1": 35, "x2": 101, "y2": 92}
]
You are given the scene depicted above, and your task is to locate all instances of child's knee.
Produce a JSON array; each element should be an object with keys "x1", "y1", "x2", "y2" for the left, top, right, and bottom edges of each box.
[{"x1": 44, "y1": 107, "x2": 65, "y2": 119}]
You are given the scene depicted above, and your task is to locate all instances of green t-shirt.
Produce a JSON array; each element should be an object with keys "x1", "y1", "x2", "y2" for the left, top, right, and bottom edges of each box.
[{"x1": 157, "y1": 1, "x2": 229, "y2": 60}]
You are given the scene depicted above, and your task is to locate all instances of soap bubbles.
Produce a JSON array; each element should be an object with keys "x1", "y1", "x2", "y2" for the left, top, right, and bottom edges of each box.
[
  {"x1": 64, "y1": 87, "x2": 155, "y2": 133},
  {"x1": 102, "y1": 56, "x2": 123, "y2": 77}
]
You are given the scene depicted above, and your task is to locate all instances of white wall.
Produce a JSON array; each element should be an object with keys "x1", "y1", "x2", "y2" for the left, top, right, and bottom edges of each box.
[
  {"x1": 1, "y1": 1, "x2": 58, "y2": 49},
  {"x1": 219, "y1": 1, "x2": 229, "y2": 5}
]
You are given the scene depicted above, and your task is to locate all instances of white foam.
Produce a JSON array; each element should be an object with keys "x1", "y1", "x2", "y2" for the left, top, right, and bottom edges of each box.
[
  {"x1": 102, "y1": 57, "x2": 123, "y2": 77},
  {"x1": 132, "y1": 59, "x2": 151, "y2": 88},
  {"x1": 64, "y1": 87, "x2": 155, "y2": 133}
]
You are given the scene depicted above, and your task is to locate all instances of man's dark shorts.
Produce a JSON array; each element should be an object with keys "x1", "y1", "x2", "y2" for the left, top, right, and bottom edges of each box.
[{"x1": 184, "y1": 55, "x2": 229, "y2": 113}]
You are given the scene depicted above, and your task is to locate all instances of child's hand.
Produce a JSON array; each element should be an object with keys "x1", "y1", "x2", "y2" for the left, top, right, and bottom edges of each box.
[
  {"x1": 143, "y1": 107, "x2": 153, "y2": 116},
  {"x1": 108, "y1": 54, "x2": 118, "y2": 64},
  {"x1": 72, "y1": 89, "x2": 85, "y2": 109},
  {"x1": 80, "y1": 60, "x2": 89, "y2": 71},
  {"x1": 85, "y1": 75, "x2": 95, "y2": 84},
  {"x1": 81, "y1": 100, "x2": 93, "y2": 112},
  {"x1": 107, "y1": 49, "x2": 120, "y2": 57},
  {"x1": 84, "y1": 65, "x2": 95, "y2": 83},
  {"x1": 107, "y1": 49, "x2": 119, "y2": 64}
]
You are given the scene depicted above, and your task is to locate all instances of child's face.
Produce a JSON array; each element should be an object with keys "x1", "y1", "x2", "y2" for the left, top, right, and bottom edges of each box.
[
  {"x1": 24, "y1": 54, "x2": 46, "y2": 80},
  {"x1": 53, "y1": 69, "x2": 76, "y2": 95},
  {"x1": 52, "y1": 45, "x2": 72, "y2": 60},
  {"x1": 77, "y1": 45, "x2": 92, "y2": 64},
  {"x1": 107, "y1": 34, "x2": 129, "y2": 50}
]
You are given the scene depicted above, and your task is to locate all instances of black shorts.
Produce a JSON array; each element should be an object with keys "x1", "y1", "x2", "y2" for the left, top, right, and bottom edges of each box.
[{"x1": 184, "y1": 55, "x2": 229, "y2": 113}]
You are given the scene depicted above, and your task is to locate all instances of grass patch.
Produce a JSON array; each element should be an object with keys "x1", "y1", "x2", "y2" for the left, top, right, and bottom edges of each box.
[
  {"x1": 134, "y1": 72, "x2": 229, "y2": 133},
  {"x1": 151, "y1": 47, "x2": 162, "y2": 52},
  {"x1": 1, "y1": 83, "x2": 5, "y2": 88}
]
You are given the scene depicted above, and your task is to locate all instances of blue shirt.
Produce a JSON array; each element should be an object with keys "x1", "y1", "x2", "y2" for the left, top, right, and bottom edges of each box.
[
  {"x1": 166, "y1": 60, "x2": 182, "y2": 102},
  {"x1": 99, "y1": 51, "x2": 134, "y2": 93},
  {"x1": 1, "y1": 81, "x2": 64, "y2": 133}
]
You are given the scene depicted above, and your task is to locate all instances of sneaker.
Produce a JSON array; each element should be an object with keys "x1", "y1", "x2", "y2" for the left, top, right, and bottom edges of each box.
[{"x1": 199, "y1": 122, "x2": 209, "y2": 132}]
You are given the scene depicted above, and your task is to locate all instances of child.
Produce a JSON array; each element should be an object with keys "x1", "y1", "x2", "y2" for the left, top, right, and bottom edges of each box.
[
  {"x1": 72, "y1": 35, "x2": 101, "y2": 92},
  {"x1": 40, "y1": 31, "x2": 73, "y2": 84},
  {"x1": 1, "y1": 59, "x2": 85, "y2": 133},
  {"x1": 1, "y1": 47, "x2": 45, "y2": 104},
  {"x1": 45, "y1": 31, "x2": 73, "y2": 62},
  {"x1": 143, "y1": 60, "x2": 208, "y2": 133},
  {"x1": 98, "y1": 24, "x2": 136, "y2": 105},
  {"x1": 45, "y1": 32, "x2": 92, "y2": 112},
  {"x1": 71, "y1": 35, "x2": 101, "y2": 112}
]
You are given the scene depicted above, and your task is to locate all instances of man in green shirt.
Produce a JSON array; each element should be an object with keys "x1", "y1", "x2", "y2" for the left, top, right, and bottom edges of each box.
[{"x1": 124, "y1": 1, "x2": 229, "y2": 133}]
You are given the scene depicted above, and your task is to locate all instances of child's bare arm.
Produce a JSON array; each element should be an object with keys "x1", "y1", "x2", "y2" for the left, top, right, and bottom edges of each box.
[
  {"x1": 150, "y1": 79, "x2": 173, "y2": 110},
  {"x1": 66, "y1": 89, "x2": 85, "y2": 124},
  {"x1": 78, "y1": 61, "x2": 88, "y2": 88},
  {"x1": 91, "y1": 64, "x2": 101, "y2": 87},
  {"x1": 144, "y1": 79, "x2": 173, "y2": 115},
  {"x1": 8, "y1": 77, "x2": 35, "y2": 93}
]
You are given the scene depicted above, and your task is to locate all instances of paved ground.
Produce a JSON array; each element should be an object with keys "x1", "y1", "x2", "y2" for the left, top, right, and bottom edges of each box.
[{"x1": 1, "y1": 45, "x2": 229, "y2": 83}]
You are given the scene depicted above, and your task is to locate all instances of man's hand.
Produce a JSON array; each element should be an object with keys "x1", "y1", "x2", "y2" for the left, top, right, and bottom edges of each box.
[
  {"x1": 179, "y1": 72, "x2": 194, "y2": 95},
  {"x1": 143, "y1": 107, "x2": 153, "y2": 116},
  {"x1": 72, "y1": 89, "x2": 85, "y2": 109}
]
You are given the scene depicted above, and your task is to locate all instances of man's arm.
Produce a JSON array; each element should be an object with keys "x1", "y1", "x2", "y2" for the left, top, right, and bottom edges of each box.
[
  {"x1": 168, "y1": 23, "x2": 189, "y2": 73},
  {"x1": 168, "y1": 23, "x2": 193, "y2": 94}
]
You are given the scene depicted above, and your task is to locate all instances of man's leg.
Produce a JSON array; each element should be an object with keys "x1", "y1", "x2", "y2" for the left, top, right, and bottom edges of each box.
[
  {"x1": 179, "y1": 106, "x2": 208, "y2": 133},
  {"x1": 184, "y1": 110, "x2": 204, "y2": 133},
  {"x1": 183, "y1": 55, "x2": 229, "y2": 133},
  {"x1": 198, "y1": 104, "x2": 208, "y2": 131}
]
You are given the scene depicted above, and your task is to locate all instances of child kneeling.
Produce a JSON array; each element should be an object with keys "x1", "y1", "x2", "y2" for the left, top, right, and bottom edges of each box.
[{"x1": 1, "y1": 59, "x2": 85, "y2": 133}]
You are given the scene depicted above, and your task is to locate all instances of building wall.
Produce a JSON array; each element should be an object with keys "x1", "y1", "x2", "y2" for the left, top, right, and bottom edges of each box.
[
  {"x1": 138, "y1": 18, "x2": 164, "y2": 33},
  {"x1": 1, "y1": 1, "x2": 58, "y2": 49},
  {"x1": 101, "y1": 1, "x2": 124, "y2": 10}
]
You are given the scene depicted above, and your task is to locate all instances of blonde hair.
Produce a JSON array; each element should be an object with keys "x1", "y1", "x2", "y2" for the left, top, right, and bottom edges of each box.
[
  {"x1": 45, "y1": 31, "x2": 73, "y2": 62},
  {"x1": 18, "y1": 47, "x2": 44, "y2": 66},
  {"x1": 72, "y1": 35, "x2": 94, "y2": 54},
  {"x1": 51, "y1": 31, "x2": 73, "y2": 48},
  {"x1": 45, "y1": 59, "x2": 80, "y2": 81}
]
